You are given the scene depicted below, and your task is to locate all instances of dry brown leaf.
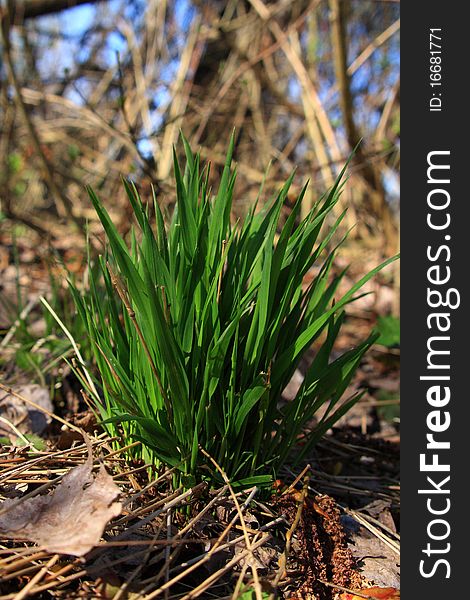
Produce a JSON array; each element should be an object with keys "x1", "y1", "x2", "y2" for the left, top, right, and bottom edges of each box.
[
  {"x1": 0, "y1": 458, "x2": 122, "y2": 556},
  {"x1": 339, "y1": 587, "x2": 400, "y2": 600}
]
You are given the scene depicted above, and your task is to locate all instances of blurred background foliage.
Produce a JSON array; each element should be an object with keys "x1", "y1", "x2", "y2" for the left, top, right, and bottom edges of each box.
[{"x1": 0, "y1": 0, "x2": 399, "y2": 253}]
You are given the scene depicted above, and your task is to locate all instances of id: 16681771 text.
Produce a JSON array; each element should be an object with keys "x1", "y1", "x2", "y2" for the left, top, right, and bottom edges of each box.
[{"x1": 429, "y1": 28, "x2": 442, "y2": 112}]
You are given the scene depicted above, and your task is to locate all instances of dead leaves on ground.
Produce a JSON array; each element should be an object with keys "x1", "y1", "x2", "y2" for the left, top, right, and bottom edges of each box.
[{"x1": 0, "y1": 452, "x2": 121, "y2": 556}]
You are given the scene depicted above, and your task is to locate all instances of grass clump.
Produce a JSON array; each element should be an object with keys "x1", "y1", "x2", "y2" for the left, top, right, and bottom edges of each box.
[{"x1": 70, "y1": 134, "x2": 396, "y2": 487}]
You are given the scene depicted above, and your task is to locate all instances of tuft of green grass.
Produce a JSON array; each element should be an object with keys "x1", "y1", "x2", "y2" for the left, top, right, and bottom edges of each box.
[{"x1": 69, "y1": 134, "x2": 397, "y2": 487}]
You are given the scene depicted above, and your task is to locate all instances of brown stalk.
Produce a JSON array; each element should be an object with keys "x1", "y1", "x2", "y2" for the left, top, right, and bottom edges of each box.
[{"x1": 328, "y1": 0, "x2": 397, "y2": 251}]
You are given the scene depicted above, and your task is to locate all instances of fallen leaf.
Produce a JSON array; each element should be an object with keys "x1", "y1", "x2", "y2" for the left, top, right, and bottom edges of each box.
[
  {"x1": 339, "y1": 587, "x2": 400, "y2": 600},
  {"x1": 344, "y1": 515, "x2": 400, "y2": 589},
  {"x1": 0, "y1": 455, "x2": 121, "y2": 556},
  {"x1": 0, "y1": 384, "x2": 53, "y2": 442}
]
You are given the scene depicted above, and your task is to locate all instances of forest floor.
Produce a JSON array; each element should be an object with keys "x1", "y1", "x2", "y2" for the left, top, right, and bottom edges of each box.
[{"x1": 0, "y1": 230, "x2": 400, "y2": 599}]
